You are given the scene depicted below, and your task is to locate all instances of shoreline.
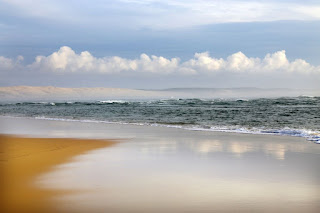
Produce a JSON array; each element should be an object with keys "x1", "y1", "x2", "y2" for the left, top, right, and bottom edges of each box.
[
  {"x1": 0, "y1": 134, "x2": 116, "y2": 213},
  {"x1": 1, "y1": 115, "x2": 319, "y2": 143}
]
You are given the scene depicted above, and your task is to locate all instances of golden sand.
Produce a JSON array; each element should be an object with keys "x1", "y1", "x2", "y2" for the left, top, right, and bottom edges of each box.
[{"x1": 0, "y1": 134, "x2": 116, "y2": 213}]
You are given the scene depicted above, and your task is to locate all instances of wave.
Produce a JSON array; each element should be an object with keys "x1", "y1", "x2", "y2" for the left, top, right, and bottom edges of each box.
[
  {"x1": 15, "y1": 102, "x2": 56, "y2": 105},
  {"x1": 0, "y1": 100, "x2": 132, "y2": 106},
  {"x1": 97, "y1": 100, "x2": 128, "y2": 104},
  {"x1": 1, "y1": 96, "x2": 319, "y2": 107},
  {"x1": 30, "y1": 116, "x2": 320, "y2": 144}
]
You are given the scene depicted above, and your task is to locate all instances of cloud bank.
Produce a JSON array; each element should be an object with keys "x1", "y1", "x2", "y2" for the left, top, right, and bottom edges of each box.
[{"x1": 1, "y1": 46, "x2": 319, "y2": 75}]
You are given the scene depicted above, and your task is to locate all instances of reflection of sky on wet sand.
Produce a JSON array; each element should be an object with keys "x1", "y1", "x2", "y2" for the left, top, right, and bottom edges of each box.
[
  {"x1": 1, "y1": 117, "x2": 319, "y2": 212},
  {"x1": 139, "y1": 137, "x2": 310, "y2": 161},
  {"x1": 38, "y1": 129, "x2": 320, "y2": 212}
]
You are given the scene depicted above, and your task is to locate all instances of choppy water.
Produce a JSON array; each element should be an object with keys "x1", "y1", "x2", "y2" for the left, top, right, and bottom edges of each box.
[{"x1": 0, "y1": 97, "x2": 320, "y2": 143}]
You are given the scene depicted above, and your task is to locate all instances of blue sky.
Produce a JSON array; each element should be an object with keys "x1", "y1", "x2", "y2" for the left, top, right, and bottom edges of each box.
[{"x1": 0, "y1": 0, "x2": 320, "y2": 88}]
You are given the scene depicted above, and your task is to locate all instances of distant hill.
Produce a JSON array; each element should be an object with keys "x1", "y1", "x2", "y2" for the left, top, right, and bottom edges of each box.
[{"x1": 0, "y1": 86, "x2": 319, "y2": 102}]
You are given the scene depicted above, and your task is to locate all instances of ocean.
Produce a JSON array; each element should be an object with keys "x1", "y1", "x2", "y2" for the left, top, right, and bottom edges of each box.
[{"x1": 1, "y1": 96, "x2": 319, "y2": 143}]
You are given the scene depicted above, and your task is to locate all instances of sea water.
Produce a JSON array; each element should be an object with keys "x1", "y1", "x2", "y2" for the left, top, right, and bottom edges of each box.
[{"x1": 0, "y1": 96, "x2": 319, "y2": 143}]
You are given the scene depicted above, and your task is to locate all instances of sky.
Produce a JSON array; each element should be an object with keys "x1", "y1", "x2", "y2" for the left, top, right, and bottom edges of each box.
[{"x1": 0, "y1": 0, "x2": 320, "y2": 89}]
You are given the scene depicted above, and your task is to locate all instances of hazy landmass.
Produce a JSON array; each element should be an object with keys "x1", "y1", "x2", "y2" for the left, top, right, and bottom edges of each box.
[{"x1": 0, "y1": 86, "x2": 319, "y2": 102}]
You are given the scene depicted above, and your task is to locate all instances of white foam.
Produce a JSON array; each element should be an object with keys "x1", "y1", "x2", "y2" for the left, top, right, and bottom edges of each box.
[
  {"x1": 97, "y1": 100, "x2": 127, "y2": 104},
  {"x1": 17, "y1": 116, "x2": 320, "y2": 144}
]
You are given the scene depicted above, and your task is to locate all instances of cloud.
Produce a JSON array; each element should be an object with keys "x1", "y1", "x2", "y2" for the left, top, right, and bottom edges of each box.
[
  {"x1": 2, "y1": 0, "x2": 320, "y2": 29},
  {"x1": 182, "y1": 50, "x2": 319, "y2": 74},
  {"x1": 28, "y1": 46, "x2": 180, "y2": 74},
  {"x1": 183, "y1": 51, "x2": 259, "y2": 73},
  {"x1": 1, "y1": 46, "x2": 319, "y2": 76},
  {"x1": 0, "y1": 55, "x2": 23, "y2": 71}
]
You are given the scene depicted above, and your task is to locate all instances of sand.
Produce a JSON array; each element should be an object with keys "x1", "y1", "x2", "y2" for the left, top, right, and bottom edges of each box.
[
  {"x1": 0, "y1": 134, "x2": 115, "y2": 213},
  {"x1": 1, "y1": 116, "x2": 320, "y2": 212}
]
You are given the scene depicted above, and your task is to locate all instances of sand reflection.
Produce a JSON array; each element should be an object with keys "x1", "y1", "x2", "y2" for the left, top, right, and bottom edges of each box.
[
  {"x1": 138, "y1": 136, "x2": 310, "y2": 160},
  {"x1": 38, "y1": 134, "x2": 320, "y2": 213},
  {"x1": 188, "y1": 136, "x2": 310, "y2": 160},
  {"x1": 192, "y1": 140, "x2": 224, "y2": 154}
]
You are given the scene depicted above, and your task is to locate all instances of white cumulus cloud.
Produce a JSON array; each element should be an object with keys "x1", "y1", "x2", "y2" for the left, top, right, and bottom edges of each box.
[
  {"x1": 1, "y1": 46, "x2": 319, "y2": 76},
  {"x1": 29, "y1": 46, "x2": 181, "y2": 74},
  {"x1": 0, "y1": 55, "x2": 24, "y2": 71},
  {"x1": 182, "y1": 50, "x2": 319, "y2": 74}
]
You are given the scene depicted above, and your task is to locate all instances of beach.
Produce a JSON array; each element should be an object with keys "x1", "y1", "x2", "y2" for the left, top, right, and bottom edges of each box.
[
  {"x1": 0, "y1": 116, "x2": 320, "y2": 212},
  {"x1": 0, "y1": 132, "x2": 116, "y2": 213},
  {"x1": 2, "y1": 0, "x2": 320, "y2": 212}
]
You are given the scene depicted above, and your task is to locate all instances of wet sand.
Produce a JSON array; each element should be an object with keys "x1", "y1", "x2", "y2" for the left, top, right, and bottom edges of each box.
[
  {"x1": 1, "y1": 116, "x2": 320, "y2": 212},
  {"x1": 0, "y1": 134, "x2": 115, "y2": 213}
]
